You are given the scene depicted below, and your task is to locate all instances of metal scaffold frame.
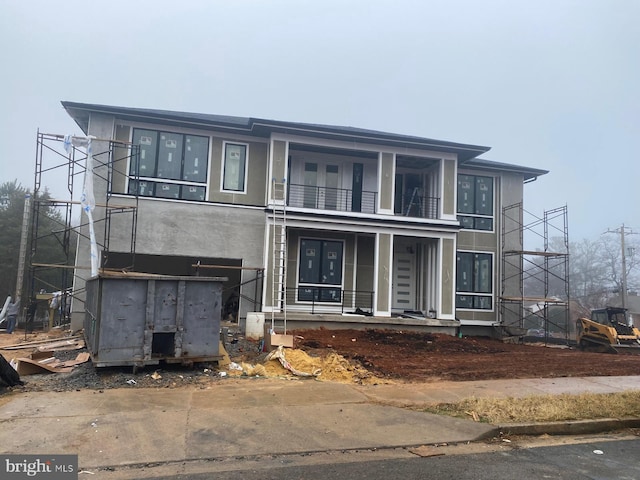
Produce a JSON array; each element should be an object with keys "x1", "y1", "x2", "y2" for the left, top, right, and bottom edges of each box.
[
  {"x1": 500, "y1": 203, "x2": 570, "y2": 344},
  {"x1": 25, "y1": 131, "x2": 139, "y2": 329}
]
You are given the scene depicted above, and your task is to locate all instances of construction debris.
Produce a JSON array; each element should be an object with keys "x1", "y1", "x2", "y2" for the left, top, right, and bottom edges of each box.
[
  {"x1": 15, "y1": 352, "x2": 90, "y2": 376},
  {"x1": 265, "y1": 346, "x2": 321, "y2": 377},
  {"x1": 2, "y1": 334, "x2": 84, "y2": 351}
]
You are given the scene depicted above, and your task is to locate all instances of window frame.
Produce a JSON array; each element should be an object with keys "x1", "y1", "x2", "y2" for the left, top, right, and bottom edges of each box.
[
  {"x1": 455, "y1": 250, "x2": 494, "y2": 311},
  {"x1": 296, "y1": 237, "x2": 345, "y2": 304},
  {"x1": 128, "y1": 127, "x2": 210, "y2": 202},
  {"x1": 457, "y1": 174, "x2": 495, "y2": 232},
  {"x1": 220, "y1": 141, "x2": 249, "y2": 194}
]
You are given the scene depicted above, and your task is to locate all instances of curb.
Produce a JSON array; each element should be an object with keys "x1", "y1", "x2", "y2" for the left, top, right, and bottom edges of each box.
[{"x1": 494, "y1": 417, "x2": 640, "y2": 436}]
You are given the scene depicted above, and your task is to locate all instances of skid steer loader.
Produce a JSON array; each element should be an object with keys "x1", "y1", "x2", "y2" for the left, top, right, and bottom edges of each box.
[{"x1": 576, "y1": 307, "x2": 640, "y2": 353}]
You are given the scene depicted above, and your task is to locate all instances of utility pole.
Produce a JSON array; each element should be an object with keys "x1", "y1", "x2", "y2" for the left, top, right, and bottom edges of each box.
[
  {"x1": 15, "y1": 193, "x2": 32, "y2": 301},
  {"x1": 604, "y1": 224, "x2": 637, "y2": 310}
]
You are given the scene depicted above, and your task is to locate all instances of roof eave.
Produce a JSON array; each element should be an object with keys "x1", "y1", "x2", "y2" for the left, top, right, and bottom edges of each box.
[{"x1": 61, "y1": 101, "x2": 491, "y2": 160}]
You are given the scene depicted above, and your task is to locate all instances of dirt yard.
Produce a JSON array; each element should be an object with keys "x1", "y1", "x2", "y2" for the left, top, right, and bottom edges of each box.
[
  {"x1": 2, "y1": 326, "x2": 640, "y2": 392},
  {"x1": 290, "y1": 328, "x2": 640, "y2": 382}
]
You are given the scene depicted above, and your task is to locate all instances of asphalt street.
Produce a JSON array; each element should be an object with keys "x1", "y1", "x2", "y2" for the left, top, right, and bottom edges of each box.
[{"x1": 140, "y1": 438, "x2": 640, "y2": 480}]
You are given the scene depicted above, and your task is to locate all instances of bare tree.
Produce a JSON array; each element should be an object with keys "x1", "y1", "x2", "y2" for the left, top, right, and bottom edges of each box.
[{"x1": 599, "y1": 230, "x2": 640, "y2": 299}]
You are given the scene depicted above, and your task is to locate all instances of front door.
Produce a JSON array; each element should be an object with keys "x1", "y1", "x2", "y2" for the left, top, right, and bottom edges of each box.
[{"x1": 392, "y1": 248, "x2": 416, "y2": 310}]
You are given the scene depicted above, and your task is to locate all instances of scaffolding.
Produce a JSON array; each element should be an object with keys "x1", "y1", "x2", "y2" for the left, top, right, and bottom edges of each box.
[
  {"x1": 500, "y1": 203, "x2": 570, "y2": 344},
  {"x1": 25, "y1": 131, "x2": 139, "y2": 329}
]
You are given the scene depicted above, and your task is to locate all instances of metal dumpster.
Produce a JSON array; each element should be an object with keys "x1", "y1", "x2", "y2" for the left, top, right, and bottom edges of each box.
[{"x1": 84, "y1": 273, "x2": 226, "y2": 368}]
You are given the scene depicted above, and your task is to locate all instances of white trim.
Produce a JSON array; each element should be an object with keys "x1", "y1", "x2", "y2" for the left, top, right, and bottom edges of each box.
[
  {"x1": 270, "y1": 132, "x2": 460, "y2": 160},
  {"x1": 261, "y1": 215, "x2": 271, "y2": 311},
  {"x1": 459, "y1": 319, "x2": 500, "y2": 326},
  {"x1": 283, "y1": 215, "x2": 460, "y2": 237},
  {"x1": 352, "y1": 234, "x2": 359, "y2": 311},
  {"x1": 373, "y1": 233, "x2": 380, "y2": 316},
  {"x1": 387, "y1": 233, "x2": 394, "y2": 316},
  {"x1": 220, "y1": 141, "x2": 250, "y2": 194}
]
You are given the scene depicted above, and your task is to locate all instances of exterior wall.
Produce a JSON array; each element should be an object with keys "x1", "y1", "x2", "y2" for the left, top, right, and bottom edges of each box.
[
  {"x1": 109, "y1": 199, "x2": 265, "y2": 321},
  {"x1": 209, "y1": 139, "x2": 268, "y2": 206},
  {"x1": 112, "y1": 123, "x2": 269, "y2": 207},
  {"x1": 456, "y1": 171, "x2": 525, "y2": 325},
  {"x1": 67, "y1": 106, "x2": 536, "y2": 334},
  {"x1": 71, "y1": 112, "x2": 116, "y2": 330}
]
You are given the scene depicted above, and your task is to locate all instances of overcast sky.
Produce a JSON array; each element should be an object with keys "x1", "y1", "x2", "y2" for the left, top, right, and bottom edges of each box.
[{"x1": 1, "y1": 0, "x2": 638, "y2": 243}]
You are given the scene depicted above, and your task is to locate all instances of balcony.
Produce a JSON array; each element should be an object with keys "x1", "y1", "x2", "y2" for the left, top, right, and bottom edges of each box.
[
  {"x1": 288, "y1": 184, "x2": 377, "y2": 214},
  {"x1": 394, "y1": 192, "x2": 440, "y2": 219}
]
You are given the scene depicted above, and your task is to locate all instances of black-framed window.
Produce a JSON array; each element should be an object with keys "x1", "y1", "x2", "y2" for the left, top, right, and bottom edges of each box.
[
  {"x1": 457, "y1": 174, "x2": 493, "y2": 231},
  {"x1": 129, "y1": 128, "x2": 209, "y2": 201},
  {"x1": 298, "y1": 238, "x2": 343, "y2": 303},
  {"x1": 222, "y1": 142, "x2": 248, "y2": 193},
  {"x1": 456, "y1": 251, "x2": 493, "y2": 310}
]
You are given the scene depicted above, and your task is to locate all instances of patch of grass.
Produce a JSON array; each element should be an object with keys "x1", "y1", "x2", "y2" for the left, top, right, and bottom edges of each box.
[{"x1": 425, "y1": 391, "x2": 640, "y2": 424}]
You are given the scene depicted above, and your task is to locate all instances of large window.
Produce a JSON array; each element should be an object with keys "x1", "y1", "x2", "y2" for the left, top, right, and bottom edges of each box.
[
  {"x1": 129, "y1": 129, "x2": 209, "y2": 201},
  {"x1": 457, "y1": 174, "x2": 493, "y2": 231},
  {"x1": 222, "y1": 142, "x2": 248, "y2": 193},
  {"x1": 298, "y1": 239, "x2": 343, "y2": 303},
  {"x1": 456, "y1": 251, "x2": 493, "y2": 310}
]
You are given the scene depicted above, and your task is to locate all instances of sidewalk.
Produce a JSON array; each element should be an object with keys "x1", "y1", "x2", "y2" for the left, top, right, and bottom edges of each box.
[{"x1": 0, "y1": 376, "x2": 639, "y2": 472}]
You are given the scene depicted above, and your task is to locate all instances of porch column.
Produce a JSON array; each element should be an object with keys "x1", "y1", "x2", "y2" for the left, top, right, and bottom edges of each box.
[
  {"x1": 439, "y1": 237, "x2": 456, "y2": 320},
  {"x1": 441, "y1": 158, "x2": 458, "y2": 220},
  {"x1": 269, "y1": 139, "x2": 288, "y2": 204},
  {"x1": 377, "y1": 153, "x2": 395, "y2": 214},
  {"x1": 374, "y1": 232, "x2": 393, "y2": 317}
]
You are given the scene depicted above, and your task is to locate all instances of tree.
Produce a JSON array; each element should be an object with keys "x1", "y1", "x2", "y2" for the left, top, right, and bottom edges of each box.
[
  {"x1": 0, "y1": 180, "x2": 76, "y2": 300},
  {"x1": 599, "y1": 229, "x2": 640, "y2": 300},
  {"x1": 524, "y1": 233, "x2": 640, "y2": 311}
]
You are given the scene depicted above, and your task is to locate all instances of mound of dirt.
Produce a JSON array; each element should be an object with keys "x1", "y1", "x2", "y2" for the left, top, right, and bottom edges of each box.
[{"x1": 231, "y1": 348, "x2": 391, "y2": 385}]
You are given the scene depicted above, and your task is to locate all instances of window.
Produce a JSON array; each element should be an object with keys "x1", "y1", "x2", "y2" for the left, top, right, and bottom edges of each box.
[
  {"x1": 222, "y1": 142, "x2": 248, "y2": 193},
  {"x1": 457, "y1": 174, "x2": 493, "y2": 231},
  {"x1": 298, "y1": 239, "x2": 343, "y2": 303},
  {"x1": 456, "y1": 251, "x2": 493, "y2": 310},
  {"x1": 129, "y1": 129, "x2": 209, "y2": 201}
]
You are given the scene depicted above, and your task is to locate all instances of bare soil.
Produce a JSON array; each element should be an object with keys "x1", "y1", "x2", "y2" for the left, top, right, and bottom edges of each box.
[
  {"x1": 2, "y1": 326, "x2": 640, "y2": 393},
  {"x1": 291, "y1": 328, "x2": 640, "y2": 382}
]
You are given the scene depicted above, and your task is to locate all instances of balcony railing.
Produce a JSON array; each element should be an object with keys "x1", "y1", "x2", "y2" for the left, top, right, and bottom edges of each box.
[
  {"x1": 288, "y1": 184, "x2": 377, "y2": 214},
  {"x1": 395, "y1": 192, "x2": 439, "y2": 219},
  {"x1": 284, "y1": 287, "x2": 374, "y2": 314}
]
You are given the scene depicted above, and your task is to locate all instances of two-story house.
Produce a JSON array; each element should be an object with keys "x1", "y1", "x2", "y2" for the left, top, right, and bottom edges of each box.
[{"x1": 62, "y1": 101, "x2": 547, "y2": 336}]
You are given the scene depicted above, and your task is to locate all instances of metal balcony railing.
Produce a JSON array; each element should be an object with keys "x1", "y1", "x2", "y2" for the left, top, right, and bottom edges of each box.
[
  {"x1": 395, "y1": 192, "x2": 440, "y2": 219},
  {"x1": 288, "y1": 184, "x2": 377, "y2": 214},
  {"x1": 285, "y1": 287, "x2": 374, "y2": 314}
]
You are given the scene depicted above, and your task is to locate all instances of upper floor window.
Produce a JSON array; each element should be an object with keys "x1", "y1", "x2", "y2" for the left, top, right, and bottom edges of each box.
[
  {"x1": 129, "y1": 129, "x2": 209, "y2": 201},
  {"x1": 222, "y1": 142, "x2": 248, "y2": 193},
  {"x1": 456, "y1": 251, "x2": 493, "y2": 310},
  {"x1": 457, "y1": 174, "x2": 493, "y2": 231}
]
